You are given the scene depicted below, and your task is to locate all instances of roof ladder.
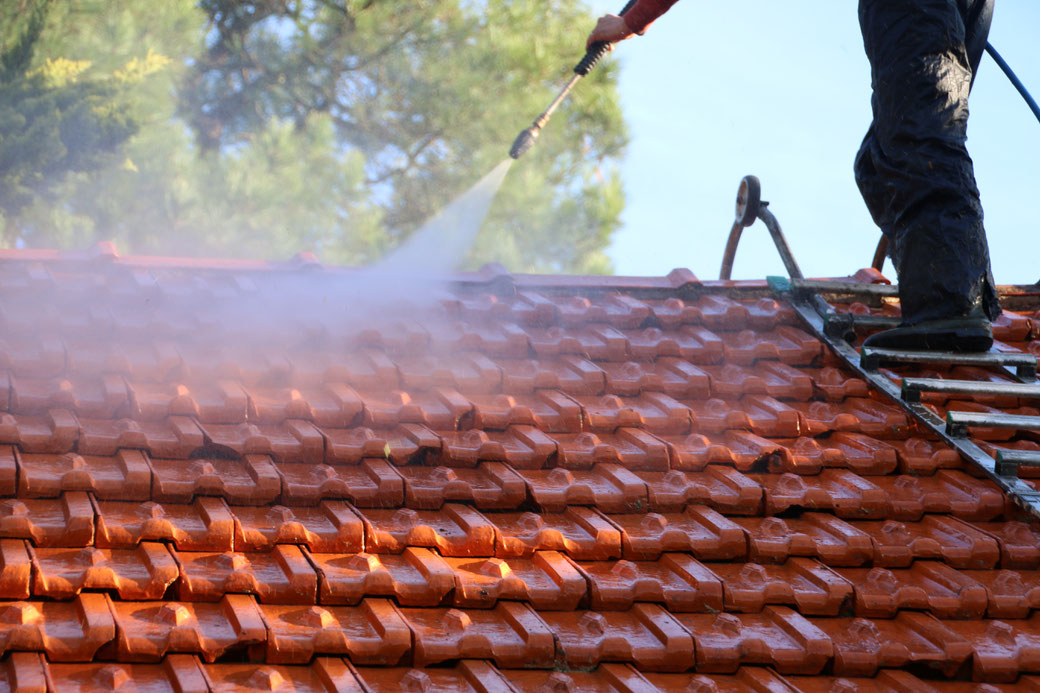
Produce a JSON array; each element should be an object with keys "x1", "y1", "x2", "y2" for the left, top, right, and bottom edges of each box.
[
  {"x1": 717, "y1": 176, "x2": 1040, "y2": 519},
  {"x1": 772, "y1": 276, "x2": 1040, "y2": 520}
]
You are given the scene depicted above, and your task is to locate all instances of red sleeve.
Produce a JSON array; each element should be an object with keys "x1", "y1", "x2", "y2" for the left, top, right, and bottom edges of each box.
[{"x1": 622, "y1": 0, "x2": 681, "y2": 34}]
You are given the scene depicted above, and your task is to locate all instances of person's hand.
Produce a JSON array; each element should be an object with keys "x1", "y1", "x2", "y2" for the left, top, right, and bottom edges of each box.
[{"x1": 586, "y1": 14, "x2": 635, "y2": 51}]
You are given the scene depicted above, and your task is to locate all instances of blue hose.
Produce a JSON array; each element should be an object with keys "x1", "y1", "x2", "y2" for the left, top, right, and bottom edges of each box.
[{"x1": 986, "y1": 42, "x2": 1040, "y2": 127}]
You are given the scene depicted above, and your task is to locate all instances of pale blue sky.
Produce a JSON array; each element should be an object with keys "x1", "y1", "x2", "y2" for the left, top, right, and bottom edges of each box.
[{"x1": 586, "y1": 0, "x2": 1040, "y2": 283}]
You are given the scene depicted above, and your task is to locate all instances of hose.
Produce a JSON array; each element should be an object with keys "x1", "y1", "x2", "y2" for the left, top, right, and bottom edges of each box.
[{"x1": 986, "y1": 42, "x2": 1040, "y2": 127}]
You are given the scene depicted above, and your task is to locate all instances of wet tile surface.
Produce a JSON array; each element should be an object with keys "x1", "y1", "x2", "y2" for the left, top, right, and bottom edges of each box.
[{"x1": 3, "y1": 252, "x2": 1040, "y2": 685}]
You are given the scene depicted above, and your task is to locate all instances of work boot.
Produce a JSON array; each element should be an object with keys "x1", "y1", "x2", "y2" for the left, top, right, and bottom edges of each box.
[{"x1": 861, "y1": 314, "x2": 993, "y2": 353}]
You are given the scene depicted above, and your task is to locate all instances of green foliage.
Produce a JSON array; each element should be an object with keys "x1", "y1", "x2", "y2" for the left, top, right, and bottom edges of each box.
[{"x1": 1, "y1": 0, "x2": 627, "y2": 272}]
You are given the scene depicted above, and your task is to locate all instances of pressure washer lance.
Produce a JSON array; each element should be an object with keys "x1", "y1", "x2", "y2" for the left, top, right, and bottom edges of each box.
[{"x1": 509, "y1": 0, "x2": 638, "y2": 159}]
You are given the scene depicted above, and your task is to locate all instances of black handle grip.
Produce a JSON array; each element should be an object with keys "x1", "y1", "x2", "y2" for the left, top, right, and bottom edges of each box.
[
  {"x1": 574, "y1": 41, "x2": 611, "y2": 75},
  {"x1": 573, "y1": 0, "x2": 639, "y2": 76}
]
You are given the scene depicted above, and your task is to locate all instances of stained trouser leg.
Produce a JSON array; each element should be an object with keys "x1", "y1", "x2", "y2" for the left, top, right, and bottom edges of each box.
[{"x1": 854, "y1": 0, "x2": 1001, "y2": 325}]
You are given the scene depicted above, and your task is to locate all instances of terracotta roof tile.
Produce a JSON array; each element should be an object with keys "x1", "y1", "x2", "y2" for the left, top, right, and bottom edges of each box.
[
  {"x1": 261, "y1": 599, "x2": 411, "y2": 665},
  {"x1": 205, "y1": 658, "x2": 362, "y2": 693},
  {"x1": 578, "y1": 554, "x2": 724, "y2": 612},
  {"x1": 231, "y1": 502, "x2": 363, "y2": 553},
  {"x1": 95, "y1": 497, "x2": 233, "y2": 551},
  {"x1": 110, "y1": 594, "x2": 265, "y2": 662},
  {"x1": 32, "y1": 543, "x2": 177, "y2": 600},
  {"x1": 9, "y1": 252, "x2": 1040, "y2": 687},
  {"x1": 446, "y1": 551, "x2": 586, "y2": 611},
  {"x1": 399, "y1": 602, "x2": 555, "y2": 668},
  {"x1": 674, "y1": 607, "x2": 833, "y2": 675},
  {"x1": 309, "y1": 548, "x2": 454, "y2": 606},
  {"x1": 49, "y1": 656, "x2": 207, "y2": 693}
]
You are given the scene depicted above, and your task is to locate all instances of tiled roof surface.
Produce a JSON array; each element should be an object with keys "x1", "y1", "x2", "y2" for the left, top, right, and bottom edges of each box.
[{"x1": 2, "y1": 247, "x2": 1040, "y2": 690}]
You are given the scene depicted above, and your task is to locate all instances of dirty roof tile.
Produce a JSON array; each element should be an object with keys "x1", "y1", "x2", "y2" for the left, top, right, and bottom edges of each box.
[
  {"x1": 48, "y1": 656, "x2": 208, "y2": 693},
  {"x1": 501, "y1": 663, "x2": 658, "y2": 693},
  {"x1": 399, "y1": 602, "x2": 555, "y2": 669},
  {"x1": 321, "y1": 424, "x2": 441, "y2": 466},
  {"x1": 814, "y1": 612, "x2": 972, "y2": 679},
  {"x1": 276, "y1": 458, "x2": 403, "y2": 507},
  {"x1": 491, "y1": 507, "x2": 622, "y2": 561},
  {"x1": 554, "y1": 429, "x2": 671, "y2": 471},
  {"x1": 32, "y1": 543, "x2": 177, "y2": 600},
  {"x1": 733, "y1": 514, "x2": 874, "y2": 567},
  {"x1": 775, "y1": 432, "x2": 900, "y2": 476},
  {"x1": 446, "y1": 551, "x2": 586, "y2": 611},
  {"x1": 263, "y1": 599, "x2": 412, "y2": 665},
  {"x1": 711, "y1": 559, "x2": 853, "y2": 616},
  {"x1": 0, "y1": 410, "x2": 79, "y2": 454},
  {"x1": 946, "y1": 614, "x2": 1040, "y2": 682},
  {"x1": 197, "y1": 420, "x2": 325, "y2": 464},
  {"x1": 578, "y1": 553, "x2": 724, "y2": 613},
  {"x1": 176, "y1": 545, "x2": 317, "y2": 604},
  {"x1": 399, "y1": 462, "x2": 527, "y2": 510},
  {"x1": 95, "y1": 497, "x2": 233, "y2": 551},
  {"x1": 18, "y1": 449, "x2": 151, "y2": 501},
  {"x1": 0, "y1": 493, "x2": 94, "y2": 547},
  {"x1": 572, "y1": 392, "x2": 693, "y2": 434},
  {"x1": 518, "y1": 463, "x2": 648, "y2": 514},
  {"x1": 674, "y1": 607, "x2": 832, "y2": 675},
  {"x1": 436, "y1": 426, "x2": 556, "y2": 469},
  {"x1": 838, "y1": 562, "x2": 988, "y2": 619},
  {"x1": 637, "y1": 466, "x2": 763, "y2": 515},
  {"x1": 0, "y1": 593, "x2": 114, "y2": 661},
  {"x1": 358, "y1": 388, "x2": 474, "y2": 429},
  {"x1": 543, "y1": 605, "x2": 695, "y2": 672},
  {"x1": 497, "y1": 355, "x2": 607, "y2": 396},
  {"x1": 854, "y1": 516, "x2": 1001, "y2": 569},
  {"x1": 152, "y1": 455, "x2": 281, "y2": 506},
  {"x1": 965, "y1": 568, "x2": 1040, "y2": 619},
  {"x1": 722, "y1": 326, "x2": 822, "y2": 366},
  {"x1": 360, "y1": 505, "x2": 496, "y2": 557},
  {"x1": 231, "y1": 502, "x2": 362, "y2": 553},
  {"x1": 750, "y1": 470, "x2": 889, "y2": 519},
  {"x1": 613, "y1": 506, "x2": 747, "y2": 561},
  {"x1": 467, "y1": 391, "x2": 582, "y2": 432},
  {"x1": 626, "y1": 325, "x2": 723, "y2": 363},
  {"x1": 111, "y1": 594, "x2": 265, "y2": 662},
  {"x1": 309, "y1": 548, "x2": 454, "y2": 607},
  {"x1": 642, "y1": 667, "x2": 799, "y2": 692},
  {"x1": 76, "y1": 415, "x2": 204, "y2": 459},
  {"x1": 128, "y1": 380, "x2": 248, "y2": 424},
  {"x1": 663, "y1": 430, "x2": 784, "y2": 472},
  {"x1": 600, "y1": 359, "x2": 711, "y2": 399},
  {"x1": 8, "y1": 373, "x2": 128, "y2": 419},
  {"x1": 704, "y1": 362, "x2": 814, "y2": 401},
  {"x1": 204, "y1": 658, "x2": 363, "y2": 693}
]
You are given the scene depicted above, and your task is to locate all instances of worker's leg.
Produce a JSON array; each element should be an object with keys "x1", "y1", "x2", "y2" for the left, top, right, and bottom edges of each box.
[{"x1": 855, "y1": 0, "x2": 1000, "y2": 339}]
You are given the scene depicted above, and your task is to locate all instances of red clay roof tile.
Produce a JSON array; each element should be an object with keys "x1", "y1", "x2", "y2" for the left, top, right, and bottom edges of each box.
[
  {"x1": 110, "y1": 594, "x2": 265, "y2": 662},
  {"x1": 95, "y1": 497, "x2": 234, "y2": 551},
  {"x1": 175, "y1": 545, "x2": 317, "y2": 604},
  {"x1": 261, "y1": 598, "x2": 411, "y2": 665},
  {"x1": 400, "y1": 602, "x2": 555, "y2": 669},
  {"x1": 446, "y1": 551, "x2": 586, "y2": 611},
  {"x1": 309, "y1": 548, "x2": 454, "y2": 607},
  {"x1": 205, "y1": 658, "x2": 363, "y2": 693},
  {"x1": 32, "y1": 543, "x2": 177, "y2": 600},
  {"x1": 49, "y1": 656, "x2": 208, "y2": 693},
  {"x1": 232, "y1": 501, "x2": 363, "y2": 553},
  {"x1": 578, "y1": 553, "x2": 724, "y2": 613}
]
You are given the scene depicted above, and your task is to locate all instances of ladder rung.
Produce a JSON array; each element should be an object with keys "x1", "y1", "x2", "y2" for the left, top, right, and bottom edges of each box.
[
  {"x1": 791, "y1": 279, "x2": 899, "y2": 297},
  {"x1": 946, "y1": 410, "x2": 1040, "y2": 437},
  {"x1": 995, "y1": 449, "x2": 1040, "y2": 477},
  {"x1": 902, "y1": 377, "x2": 1040, "y2": 402},
  {"x1": 862, "y1": 347, "x2": 1038, "y2": 379}
]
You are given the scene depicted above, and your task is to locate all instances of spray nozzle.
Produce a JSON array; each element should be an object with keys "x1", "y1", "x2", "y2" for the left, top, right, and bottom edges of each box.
[{"x1": 509, "y1": 125, "x2": 541, "y2": 159}]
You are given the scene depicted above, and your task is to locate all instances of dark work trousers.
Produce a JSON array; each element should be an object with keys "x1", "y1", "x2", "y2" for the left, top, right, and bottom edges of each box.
[{"x1": 855, "y1": 0, "x2": 1001, "y2": 325}]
